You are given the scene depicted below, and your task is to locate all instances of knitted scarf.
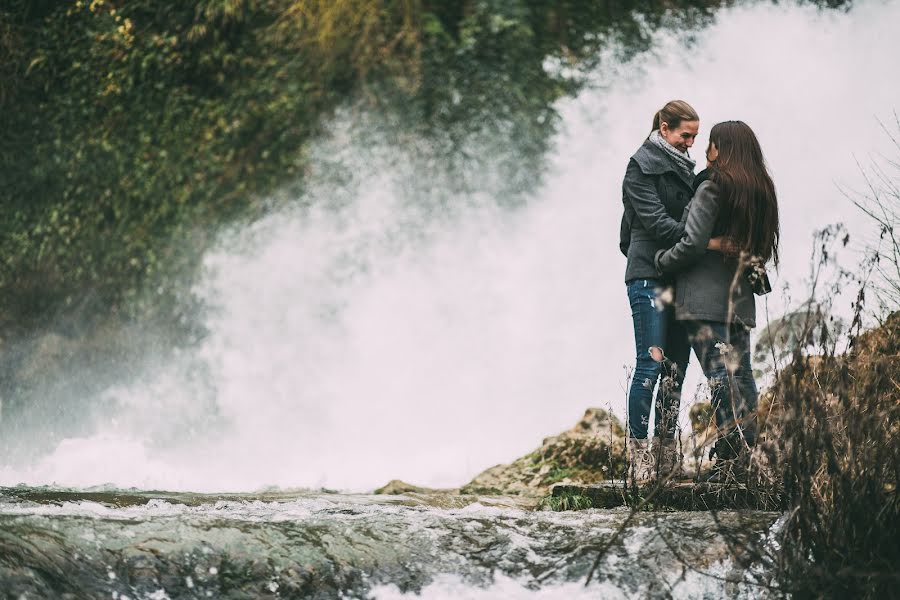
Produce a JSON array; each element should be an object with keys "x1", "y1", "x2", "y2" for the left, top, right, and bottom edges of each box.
[{"x1": 649, "y1": 129, "x2": 696, "y2": 182}]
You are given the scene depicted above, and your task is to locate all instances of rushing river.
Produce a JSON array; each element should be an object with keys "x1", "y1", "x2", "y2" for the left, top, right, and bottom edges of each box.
[{"x1": 1, "y1": 488, "x2": 778, "y2": 599}]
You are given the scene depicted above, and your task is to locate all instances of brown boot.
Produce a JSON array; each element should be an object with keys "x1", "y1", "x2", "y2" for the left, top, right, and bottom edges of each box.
[{"x1": 628, "y1": 438, "x2": 653, "y2": 484}]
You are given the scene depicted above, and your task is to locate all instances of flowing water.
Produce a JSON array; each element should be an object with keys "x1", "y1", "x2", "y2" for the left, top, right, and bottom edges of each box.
[
  {"x1": 1, "y1": 488, "x2": 778, "y2": 599},
  {"x1": 2, "y1": 0, "x2": 899, "y2": 597}
]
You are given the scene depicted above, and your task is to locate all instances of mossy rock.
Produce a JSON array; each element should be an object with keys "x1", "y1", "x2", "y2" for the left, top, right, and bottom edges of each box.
[{"x1": 460, "y1": 408, "x2": 626, "y2": 497}]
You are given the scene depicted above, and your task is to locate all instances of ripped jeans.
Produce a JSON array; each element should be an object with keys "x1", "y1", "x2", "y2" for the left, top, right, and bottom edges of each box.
[
  {"x1": 626, "y1": 279, "x2": 691, "y2": 440},
  {"x1": 686, "y1": 321, "x2": 758, "y2": 450}
]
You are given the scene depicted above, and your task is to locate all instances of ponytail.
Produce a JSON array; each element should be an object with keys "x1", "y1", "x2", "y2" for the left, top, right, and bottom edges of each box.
[{"x1": 650, "y1": 100, "x2": 699, "y2": 138}]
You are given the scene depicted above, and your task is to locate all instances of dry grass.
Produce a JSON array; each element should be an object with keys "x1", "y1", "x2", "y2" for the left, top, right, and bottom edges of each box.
[{"x1": 766, "y1": 310, "x2": 900, "y2": 598}]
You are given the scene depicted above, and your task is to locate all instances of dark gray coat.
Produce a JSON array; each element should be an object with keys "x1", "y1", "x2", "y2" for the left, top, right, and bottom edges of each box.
[
  {"x1": 654, "y1": 180, "x2": 757, "y2": 328},
  {"x1": 620, "y1": 140, "x2": 694, "y2": 282}
]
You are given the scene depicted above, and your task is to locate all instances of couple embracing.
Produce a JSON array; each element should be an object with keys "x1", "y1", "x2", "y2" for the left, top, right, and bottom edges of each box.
[{"x1": 619, "y1": 100, "x2": 779, "y2": 483}]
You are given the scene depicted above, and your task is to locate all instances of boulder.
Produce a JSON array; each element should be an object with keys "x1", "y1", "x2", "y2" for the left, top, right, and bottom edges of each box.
[
  {"x1": 373, "y1": 479, "x2": 453, "y2": 495},
  {"x1": 459, "y1": 408, "x2": 626, "y2": 497}
]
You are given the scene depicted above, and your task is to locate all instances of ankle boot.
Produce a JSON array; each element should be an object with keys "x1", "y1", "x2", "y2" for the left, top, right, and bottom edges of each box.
[{"x1": 629, "y1": 438, "x2": 653, "y2": 483}]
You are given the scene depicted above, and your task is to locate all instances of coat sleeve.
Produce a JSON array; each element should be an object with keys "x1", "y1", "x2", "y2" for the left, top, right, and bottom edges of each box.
[
  {"x1": 655, "y1": 181, "x2": 720, "y2": 274},
  {"x1": 619, "y1": 213, "x2": 630, "y2": 256},
  {"x1": 622, "y1": 159, "x2": 685, "y2": 247}
]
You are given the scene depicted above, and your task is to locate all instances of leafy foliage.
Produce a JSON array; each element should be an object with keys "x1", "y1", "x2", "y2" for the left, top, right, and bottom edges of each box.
[{"x1": 0, "y1": 0, "x2": 727, "y2": 339}]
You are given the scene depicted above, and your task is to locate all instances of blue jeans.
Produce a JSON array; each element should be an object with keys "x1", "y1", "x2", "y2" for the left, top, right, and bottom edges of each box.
[
  {"x1": 685, "y1": 321, "x2": 759, "y2": 451},
  {"x1": 626, "y1": 279, "x2": 691, "y2": 440}
]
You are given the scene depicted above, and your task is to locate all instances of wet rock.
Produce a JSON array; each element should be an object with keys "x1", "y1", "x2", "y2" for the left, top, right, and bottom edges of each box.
[{"x1": 0, "y1": 491, "x2": 779, "y2": 599}]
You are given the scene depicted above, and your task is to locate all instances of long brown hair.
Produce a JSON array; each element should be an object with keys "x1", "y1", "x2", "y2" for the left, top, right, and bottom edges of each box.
[
  {"x1": 709, "y1": 121, "x2": 780, "y2": 266},
  {"x1": 650, "y1": 100, "x2": 699, "y2": 136}
]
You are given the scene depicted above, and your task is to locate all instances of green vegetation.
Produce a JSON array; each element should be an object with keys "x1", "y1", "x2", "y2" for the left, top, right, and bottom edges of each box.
[
  {"x1": 0, "y1": 0, "x2": 725, "y2": 341},
  {"x1": 538, "y1": 491, "x2": 593, "y2": 511}
]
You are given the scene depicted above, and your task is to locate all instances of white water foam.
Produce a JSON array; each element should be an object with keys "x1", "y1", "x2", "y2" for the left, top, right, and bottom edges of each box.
[
  {"x1": 369, "y1": 568, "x2": 764, "y2": 600},
  {"x1": 3, "y1": 0, "x2": 899, "y2": 492}
]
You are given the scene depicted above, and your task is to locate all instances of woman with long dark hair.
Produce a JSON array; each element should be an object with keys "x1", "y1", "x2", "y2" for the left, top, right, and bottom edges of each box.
[
  {"x1": 655, "y1": 120, "x2": 780, "y2": 481},
  {"x1": 619, "y1": 100, "x2": 701, "y2": 481}
]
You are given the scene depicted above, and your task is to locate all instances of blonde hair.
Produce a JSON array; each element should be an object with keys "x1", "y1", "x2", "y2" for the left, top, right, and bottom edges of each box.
[{"x1": 651, "y1": 100, "x2": 699, "y2": 135}]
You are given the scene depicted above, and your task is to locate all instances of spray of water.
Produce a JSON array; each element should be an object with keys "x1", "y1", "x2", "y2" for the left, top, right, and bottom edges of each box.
[{"x1": 2, "y1": 0, "x2": 898, "y2": 491}]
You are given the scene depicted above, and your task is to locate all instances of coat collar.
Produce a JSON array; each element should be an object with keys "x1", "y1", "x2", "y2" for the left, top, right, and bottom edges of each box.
[{"x1": 631, "y1": 139, "x2": 694, "y2": 189}]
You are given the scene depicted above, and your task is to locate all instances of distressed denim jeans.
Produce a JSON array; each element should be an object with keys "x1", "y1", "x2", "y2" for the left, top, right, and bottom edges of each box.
[
  {"x1": 626, "y1": 279, "x2": 691, "y2": 440},
  {"x1": 686, "y1": 320, "x2": 759, "y2": 449}
]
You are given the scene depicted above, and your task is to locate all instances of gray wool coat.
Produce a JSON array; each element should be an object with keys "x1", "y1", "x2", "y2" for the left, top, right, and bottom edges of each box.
[
  {"x1": 654, "y1": 180, "x2": 757, "y2": 328},
  {"x1": 619, "y1": 140, "x2": 694, "y2": 282}
]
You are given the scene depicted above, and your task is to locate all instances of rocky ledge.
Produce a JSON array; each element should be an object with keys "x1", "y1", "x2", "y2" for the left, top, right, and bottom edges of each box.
[{"x1": 376, "y1": 408, "x2": 626, "y2": 500}]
